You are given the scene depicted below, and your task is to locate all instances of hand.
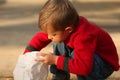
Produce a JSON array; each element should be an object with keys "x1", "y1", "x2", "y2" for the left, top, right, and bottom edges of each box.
[{"x1": 35, "y1": 52, "x2": 58, "y2": 65}]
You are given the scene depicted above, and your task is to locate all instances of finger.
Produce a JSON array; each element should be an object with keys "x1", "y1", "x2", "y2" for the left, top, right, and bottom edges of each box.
[
  {"x1": 34, "y1": 57, "x2": 44, "y2": 62},
  {"x1": 37, "y1": 53, "x2": 47, "y2": 56},
  {"x1": 36, "y1": 56, "x2": 44, "y2": 59}
]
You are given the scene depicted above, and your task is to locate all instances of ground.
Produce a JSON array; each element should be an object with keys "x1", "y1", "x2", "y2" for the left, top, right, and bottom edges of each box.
[{"x1": 0, "y1": 1, "x2": 120, "y2": 80}]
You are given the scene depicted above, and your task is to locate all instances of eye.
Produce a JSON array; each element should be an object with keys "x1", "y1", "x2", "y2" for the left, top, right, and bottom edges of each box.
[{"x1": 53, "y1": 34, "x2": 56, "y2": 36}]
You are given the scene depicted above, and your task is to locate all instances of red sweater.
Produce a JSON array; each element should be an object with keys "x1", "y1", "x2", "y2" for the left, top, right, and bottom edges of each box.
[{"x1": 24, "y1": 16, "x2": 119, "y2": 76}]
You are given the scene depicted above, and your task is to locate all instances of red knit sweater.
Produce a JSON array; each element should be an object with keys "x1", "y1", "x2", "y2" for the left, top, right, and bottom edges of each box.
[{"x1": 24, "y1": 16, "x2": 119, "y2": 76}]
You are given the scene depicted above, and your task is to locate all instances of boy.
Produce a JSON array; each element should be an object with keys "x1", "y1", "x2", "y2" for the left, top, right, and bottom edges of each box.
[{"x1": 23, "y1": 0, "x2": 119, "y2": 80}]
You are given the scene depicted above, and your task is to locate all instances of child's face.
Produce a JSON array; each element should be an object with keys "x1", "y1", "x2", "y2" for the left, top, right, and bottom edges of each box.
[{"x1": 46, "y1": 25, "x2": 72, "y2": 43}]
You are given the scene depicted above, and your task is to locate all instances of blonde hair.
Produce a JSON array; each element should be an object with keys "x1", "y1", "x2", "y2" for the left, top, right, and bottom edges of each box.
[{"x1": 39, "y1": 0, "x2": 79, "y2": 31}]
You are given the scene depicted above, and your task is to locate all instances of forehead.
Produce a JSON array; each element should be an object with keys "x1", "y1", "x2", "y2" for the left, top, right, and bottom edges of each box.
[{"x1": 46, "y1": 25, "x2": 65, "y2": 35}]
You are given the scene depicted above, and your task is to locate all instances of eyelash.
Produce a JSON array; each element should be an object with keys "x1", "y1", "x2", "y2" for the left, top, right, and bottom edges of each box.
[{"x1": 53, "y1": 34, "x2": 56, "y2": 36}]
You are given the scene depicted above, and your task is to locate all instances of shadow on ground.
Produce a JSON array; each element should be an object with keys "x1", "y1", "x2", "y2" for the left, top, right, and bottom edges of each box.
[
  {"x1": 0, "y1": 1, "x2": 120, "y2": 47},
  {"x1": 0, "y1": 0, "x2": 6, "y2": 5},
  {"x1": 0, "y1": 4, "x2": 41, "y2": 20}
]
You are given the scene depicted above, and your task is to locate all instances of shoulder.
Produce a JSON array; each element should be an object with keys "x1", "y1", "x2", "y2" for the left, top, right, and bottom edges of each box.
[
  {"x1": 74, "y1": 18, "x2": 100, "y2": 39},
  {"x1": 72, "y1": 18, "x2": 102, "y2": 46}
]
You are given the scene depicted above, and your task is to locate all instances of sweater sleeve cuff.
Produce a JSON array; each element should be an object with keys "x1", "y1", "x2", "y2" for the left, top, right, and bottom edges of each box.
[
  {"x1": 56, "y1": 56, "x2": 70, "y2": 72},
  {"x1": 63, "y1": 57, "x2": 70, "y2": 72}
]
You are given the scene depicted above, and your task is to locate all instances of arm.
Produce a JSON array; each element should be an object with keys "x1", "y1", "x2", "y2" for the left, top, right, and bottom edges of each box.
[
  {"x1": 23, "y1": 32, "x2": 51, "y2": 54},
  {"x1": 56, "y1": 35, "x2": 97, "y2": 76},
  {"x1": 56, "y1": 28, "x2": 119, "y2": 75},
  {"x1": 35, "y1": 32, "x2": 97, "y2": 76}
]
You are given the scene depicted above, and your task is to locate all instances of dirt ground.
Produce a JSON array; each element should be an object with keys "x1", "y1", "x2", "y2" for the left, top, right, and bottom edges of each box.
[{"x1": 0, "y1": 1, "x2": 120, "y2": 80}]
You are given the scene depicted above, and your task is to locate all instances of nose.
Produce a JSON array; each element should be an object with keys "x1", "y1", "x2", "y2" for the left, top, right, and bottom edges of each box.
[{"x1": 48, "y1": 35, "x2": 53, "y2": 40}]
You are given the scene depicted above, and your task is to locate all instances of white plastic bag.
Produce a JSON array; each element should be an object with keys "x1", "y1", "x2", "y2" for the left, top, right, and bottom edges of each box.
[{"x1": 13, "y1": 51, "x2": 48, "y2": 80}]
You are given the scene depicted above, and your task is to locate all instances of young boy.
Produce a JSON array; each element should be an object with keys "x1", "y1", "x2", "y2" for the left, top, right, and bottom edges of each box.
[{"x1": 23, "y1": 0, "x2": 119, "y2": 80}]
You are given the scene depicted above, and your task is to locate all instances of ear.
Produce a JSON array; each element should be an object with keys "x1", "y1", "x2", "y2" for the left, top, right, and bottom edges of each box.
[{"x1": 65, "y1": 27, "x2": 73, "y2": 33}]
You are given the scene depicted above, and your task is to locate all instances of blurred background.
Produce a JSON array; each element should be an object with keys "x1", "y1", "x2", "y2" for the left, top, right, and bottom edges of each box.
[{"x1": 0, "y1": 0, "x2": 120, "y2": 80}]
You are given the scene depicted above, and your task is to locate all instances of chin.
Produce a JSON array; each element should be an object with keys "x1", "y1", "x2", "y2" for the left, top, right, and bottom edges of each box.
[{"x1": 53, "y1": 41, "x2": 62, "y2": 43}]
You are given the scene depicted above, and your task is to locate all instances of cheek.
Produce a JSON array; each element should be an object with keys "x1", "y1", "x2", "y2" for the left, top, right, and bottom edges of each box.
[
  {"x1": 54, "y1": 35, "x2": 63, "y2": 41},
  {"x1": 56, "y1": 36, "x2": 62, "y2": 41},
  {"x1": 62, "y1": 33, "x2": 68, "y2": 40}
]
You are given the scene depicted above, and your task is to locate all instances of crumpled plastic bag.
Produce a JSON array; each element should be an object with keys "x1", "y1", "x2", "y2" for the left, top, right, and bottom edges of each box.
[{"x1": 13, "y1": 51, "x2": 48, "y2": 80}]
